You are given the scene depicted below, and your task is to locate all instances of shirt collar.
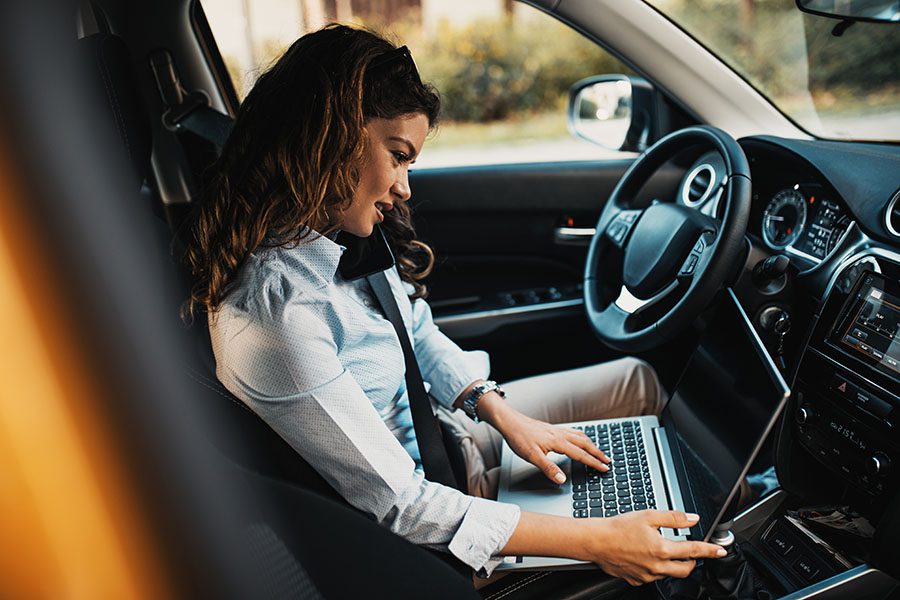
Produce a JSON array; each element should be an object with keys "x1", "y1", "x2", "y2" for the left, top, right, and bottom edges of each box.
[{"x1": 284, "y1": 227, "x2": 347, "y2": 283}]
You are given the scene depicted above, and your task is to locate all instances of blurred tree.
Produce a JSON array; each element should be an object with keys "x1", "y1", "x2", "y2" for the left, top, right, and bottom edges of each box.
[
  {"x1": 301, "y1": 0, "x2": 327, "y2": 30},
  {"x1": 740, "y1": 0, "x2": 754, "y2": 26}
]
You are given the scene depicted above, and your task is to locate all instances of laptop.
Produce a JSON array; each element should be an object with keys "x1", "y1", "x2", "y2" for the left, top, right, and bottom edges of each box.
[{"x1": 496, "y1": 289, "x2": 790, "y2": 570}]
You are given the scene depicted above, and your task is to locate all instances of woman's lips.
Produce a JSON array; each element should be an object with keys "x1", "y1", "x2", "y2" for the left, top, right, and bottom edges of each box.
[{"x1": 375, "y1": 201, "x2": 392, "y2": 222}]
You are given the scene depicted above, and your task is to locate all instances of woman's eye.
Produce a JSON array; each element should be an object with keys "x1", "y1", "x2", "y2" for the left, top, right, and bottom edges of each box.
[{"x1": 392, "y1": 151, "x2": 410, "y2": 164}]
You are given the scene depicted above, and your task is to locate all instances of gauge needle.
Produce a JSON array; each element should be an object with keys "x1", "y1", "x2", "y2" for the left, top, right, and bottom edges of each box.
[{"x1": 766, "y1": 215, "x2": 785, "y2": 222}]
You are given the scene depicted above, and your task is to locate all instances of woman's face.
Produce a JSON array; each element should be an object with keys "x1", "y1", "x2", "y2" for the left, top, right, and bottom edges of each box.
[{"x1": 337, "y1": 113, "x2": 429, "y2": 238}]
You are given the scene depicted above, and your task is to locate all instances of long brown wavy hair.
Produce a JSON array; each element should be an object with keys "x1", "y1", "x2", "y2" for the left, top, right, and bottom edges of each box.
[{"x1": 181, "y1": 24, "x2": 440, "y2": 321}]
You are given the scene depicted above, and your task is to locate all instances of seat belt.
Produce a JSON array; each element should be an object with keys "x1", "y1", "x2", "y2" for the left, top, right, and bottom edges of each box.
[
  {"x1": 149, "y1": 48, "x2": 234, "y2": 148},
  {"x1": 366, "y1": 271, "x2": 461, "y2": 490}
]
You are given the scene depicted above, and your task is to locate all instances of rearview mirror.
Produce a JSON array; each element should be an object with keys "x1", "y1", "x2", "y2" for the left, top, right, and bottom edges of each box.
[
  {"x1": 796, "y1": 0, "x2": 900, "y2": 23},
  {"x1": 567, "y1": 75, "x2": 652, "y2": 153}
]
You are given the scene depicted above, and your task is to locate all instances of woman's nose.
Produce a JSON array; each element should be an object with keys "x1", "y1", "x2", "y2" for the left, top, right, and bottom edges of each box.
[{"x1": 392, "y1": 169, "x2": 411, "y2": 202}]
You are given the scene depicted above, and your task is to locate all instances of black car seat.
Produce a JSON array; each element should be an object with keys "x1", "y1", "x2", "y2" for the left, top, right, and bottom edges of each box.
[{"x1": 83, "y1": 31, "x2": 344, "y2": 499}]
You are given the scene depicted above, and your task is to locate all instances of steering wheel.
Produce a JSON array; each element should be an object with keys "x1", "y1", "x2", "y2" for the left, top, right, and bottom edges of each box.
[{"x1": 584, "y1": 126, "x2": 751, "y2": 353}]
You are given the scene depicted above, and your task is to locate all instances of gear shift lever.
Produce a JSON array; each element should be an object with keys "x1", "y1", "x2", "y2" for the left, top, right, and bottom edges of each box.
[
  {"x1": 657, "y1": 499, "x2": 772, "y2": 600},
  {"x1": 700, "y1": 520, "x2": 771, "y2": 600}
]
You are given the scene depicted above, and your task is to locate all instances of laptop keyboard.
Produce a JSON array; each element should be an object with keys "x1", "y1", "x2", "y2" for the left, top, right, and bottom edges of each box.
[{"x1": 571, "y1": 420, "x2": 656, "y2": 518}]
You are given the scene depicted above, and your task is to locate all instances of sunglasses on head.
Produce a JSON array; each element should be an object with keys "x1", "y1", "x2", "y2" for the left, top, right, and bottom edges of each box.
[{"x1": 368, "y1": 45, "x2": 421, "y2": 83}]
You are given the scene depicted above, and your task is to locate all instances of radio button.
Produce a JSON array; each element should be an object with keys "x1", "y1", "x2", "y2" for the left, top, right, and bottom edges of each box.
[
  {"x1": 829, "y1": 375, "x2": 893, "y2": 418},
  {"x1": 853, "y1": 388, "x2": 892, "y2": 418},
  {"x1": 830, "y1": 375, "x2": 852, "y2": 398}
]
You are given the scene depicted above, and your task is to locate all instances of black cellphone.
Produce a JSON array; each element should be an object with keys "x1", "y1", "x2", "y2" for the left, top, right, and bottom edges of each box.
[{"x1": 337, "y1": 225, "x2": 396, "y2": 281}]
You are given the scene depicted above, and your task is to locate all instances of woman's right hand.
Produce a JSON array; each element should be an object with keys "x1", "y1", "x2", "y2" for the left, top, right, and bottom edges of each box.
[{"x1": 584, "y1": 511, "x2": 726, "y2": 586}]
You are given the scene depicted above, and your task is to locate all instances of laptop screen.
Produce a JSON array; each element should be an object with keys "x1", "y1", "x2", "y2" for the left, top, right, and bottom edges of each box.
[{"x1": 660, "y1": 289, "x2": 790, "y2": 541}]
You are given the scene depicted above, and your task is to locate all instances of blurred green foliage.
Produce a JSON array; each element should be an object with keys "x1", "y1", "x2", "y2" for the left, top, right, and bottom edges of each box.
[
  {"x1": 402, "y1": 17, "x2": 631, "y2": 123},
  {"x1": 223, "y1": 0, "x2": 897, "y2": 132},
  {"x1": 649, "y1": 0, "x2": 899, "y2": 116}
]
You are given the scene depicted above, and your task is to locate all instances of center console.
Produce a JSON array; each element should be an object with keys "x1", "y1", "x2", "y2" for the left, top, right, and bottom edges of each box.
[
  {"x1": 728, "y1": 251, "x2": 900, "y2": 598},
  {"x1": 794, "y1": 267, "x2": 900, "y2": 504}
]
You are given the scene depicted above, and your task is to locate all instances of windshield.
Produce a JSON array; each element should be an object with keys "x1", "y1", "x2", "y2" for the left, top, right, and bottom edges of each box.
[{"x1": 644, "y1": 0, "x2": 900, "y2": 142}]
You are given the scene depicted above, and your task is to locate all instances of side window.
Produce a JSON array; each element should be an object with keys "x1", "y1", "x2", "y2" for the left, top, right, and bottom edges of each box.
[{"x1": 201, "y1": 1, "x2": 636, "y2": 168}]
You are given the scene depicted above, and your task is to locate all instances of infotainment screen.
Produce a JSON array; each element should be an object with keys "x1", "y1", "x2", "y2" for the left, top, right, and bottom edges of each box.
[{"x1": 832, "y1": 273, "x2": 900, "y2": 379}]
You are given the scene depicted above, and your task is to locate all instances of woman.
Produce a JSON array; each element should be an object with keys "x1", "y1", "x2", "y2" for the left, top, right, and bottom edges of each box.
[{"x1": 183, "y1": 24, "x2": 725, "y2": 586}]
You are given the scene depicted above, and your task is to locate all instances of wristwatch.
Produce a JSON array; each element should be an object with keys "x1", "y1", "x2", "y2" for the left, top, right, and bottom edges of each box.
[{"x1": 462, "y1": 380, "x2": 506, "y2": 422}]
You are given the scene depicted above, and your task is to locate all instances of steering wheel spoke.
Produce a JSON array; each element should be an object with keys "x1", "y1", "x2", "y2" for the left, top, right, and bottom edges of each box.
[
  {"x1": 604, "y1": 208, "x2": 643, "y2": 249},
  {"x1": 614, "y1": 280, "x2": 680, "y2": 315},
  {"x1": 676, "y1": 230, "x2": 717, "y2": 279}
]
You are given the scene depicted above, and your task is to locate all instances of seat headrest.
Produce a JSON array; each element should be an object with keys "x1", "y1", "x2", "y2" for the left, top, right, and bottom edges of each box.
[{"x1": 80, "y1": 33, "x2": 152, "y2": 187}]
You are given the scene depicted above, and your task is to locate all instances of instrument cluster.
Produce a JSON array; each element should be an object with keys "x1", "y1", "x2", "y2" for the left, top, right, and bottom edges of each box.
[{"x1": 761, "y1": 183, "x2": 853, "y2": 263}]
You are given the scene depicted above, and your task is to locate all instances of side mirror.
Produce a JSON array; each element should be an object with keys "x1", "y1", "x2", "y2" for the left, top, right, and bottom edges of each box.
[{"x1": 567, "y1": 75, "x2": 654, "y2": 153}]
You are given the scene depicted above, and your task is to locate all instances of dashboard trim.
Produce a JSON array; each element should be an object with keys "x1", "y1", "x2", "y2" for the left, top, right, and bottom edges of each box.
[
  {"x1": 434, "y1": 298, "x2": 583, "y2": 338},
  {"x1": 681, "y1": 163, "x2": 717, "y2": 208},
  {"x1": 785, "y1": 244, "x2": 822, "y2": 264},
  {"x1": 781, "y1": 565, "x2": 895, "y2": 600},
  {"x1": 885, "y1": 189, "x2": 900, "y2": 238},
  {"x1": 823, "y1": 245, "x2": 900, "y2": 302}
]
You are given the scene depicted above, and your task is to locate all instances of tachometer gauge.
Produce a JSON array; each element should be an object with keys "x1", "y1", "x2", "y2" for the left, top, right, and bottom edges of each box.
[{"x1": 763, "y1": 188, "x2": 807, "y2": 249}]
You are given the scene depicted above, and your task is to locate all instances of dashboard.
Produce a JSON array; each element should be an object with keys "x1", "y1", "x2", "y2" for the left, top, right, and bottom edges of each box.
[
  {"x1": 742, "y1": 142, "x2": 861, "y2": 270},
  {"x1": 676, "y1": 134, "x2": 900, "y2": 524},
  {"x1": 677, "y1": 136, "x2": 900, "y2": 277}
]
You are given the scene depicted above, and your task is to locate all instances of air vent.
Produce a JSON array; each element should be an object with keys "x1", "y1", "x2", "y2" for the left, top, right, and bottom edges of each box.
[
  {"x1": 681, "y1": 164, "x2": 716, "y2": 207},
  {"x1": 885, "y1": 190, "x2": 900, "y2": 238}
]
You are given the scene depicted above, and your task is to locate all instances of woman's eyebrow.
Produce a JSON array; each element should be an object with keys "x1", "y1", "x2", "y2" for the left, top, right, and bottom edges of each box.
[{"x1": 387, "y1": 136, "x2": 418, "y2": 158}]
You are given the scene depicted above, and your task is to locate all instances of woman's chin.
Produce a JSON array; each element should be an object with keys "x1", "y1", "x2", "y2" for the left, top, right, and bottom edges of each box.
[{"x1": 339, "y1": 221, "x2": 374, "y2": 238}]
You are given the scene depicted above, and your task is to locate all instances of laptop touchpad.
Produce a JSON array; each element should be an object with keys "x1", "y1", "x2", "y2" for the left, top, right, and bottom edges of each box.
[{"x1": 508, "y1": 452, "x2": 569, "y2": 492}]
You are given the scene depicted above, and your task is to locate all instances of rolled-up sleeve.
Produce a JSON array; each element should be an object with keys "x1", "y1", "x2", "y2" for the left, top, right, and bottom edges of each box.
[
  {"x1": 407, "y1": 293, "x2": 490, "y2": 408},
  {"x1": 213, "y1": 289, "x2": 518, "y2": 574}
]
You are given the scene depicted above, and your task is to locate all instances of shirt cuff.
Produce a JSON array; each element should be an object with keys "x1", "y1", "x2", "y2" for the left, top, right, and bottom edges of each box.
[
  {"x1": 431, "y1": 349, "x2": 490, "y2": 409},
  {"x1": 447, "y1": 496, "x2": 521, "y2": 577}
]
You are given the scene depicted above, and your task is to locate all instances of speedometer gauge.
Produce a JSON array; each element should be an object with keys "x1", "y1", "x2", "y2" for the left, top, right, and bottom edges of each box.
[{"x1": 763, "y1": 188, "x2": 807, "y2": 249}]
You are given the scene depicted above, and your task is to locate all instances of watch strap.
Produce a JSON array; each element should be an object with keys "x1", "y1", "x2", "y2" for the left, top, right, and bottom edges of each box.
[{"x1": 462, "y1": 380, "x2": 505, "y2": 422}]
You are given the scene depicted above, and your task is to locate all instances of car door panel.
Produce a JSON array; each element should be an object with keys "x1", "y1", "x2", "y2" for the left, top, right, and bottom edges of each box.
[{"x1": 410, "y1": 159, "x2": 684, "y2": 380}]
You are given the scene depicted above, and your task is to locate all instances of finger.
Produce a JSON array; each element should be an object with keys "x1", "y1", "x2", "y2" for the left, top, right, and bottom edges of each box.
[
  {"x1": 648, "y1": 510, "x2": 701, "y2": 530},
  {"x1": 658, "y1": 559, "x2": 697, "y2": 579},
  {"x1": 561, "y1": 443, "x2": 609, "y2": 473},
  {"x1": 533, "y1": 453, "x2": 567, "y2": 484},
  {"x1": 665, "y1": 540, "x2": 727, "y2": 560},
  {"x1": 566, "y1": 431, "x2": 611, "y2": 465}
]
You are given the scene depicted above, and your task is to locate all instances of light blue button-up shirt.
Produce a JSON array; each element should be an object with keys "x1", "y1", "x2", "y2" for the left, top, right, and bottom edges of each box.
[{"x1": 209, "y1": 231, "x2": 521, "y2": 574}]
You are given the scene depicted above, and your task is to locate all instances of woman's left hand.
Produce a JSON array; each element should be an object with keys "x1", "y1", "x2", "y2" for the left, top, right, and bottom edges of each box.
[{"x1": 499, "y1": 410, "x2": 611, "y2": 484}]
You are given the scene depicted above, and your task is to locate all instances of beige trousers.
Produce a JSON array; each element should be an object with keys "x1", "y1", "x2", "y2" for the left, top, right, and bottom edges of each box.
[{"x1": 439, "y1": 357, "x2": 667, "y2": 501}]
